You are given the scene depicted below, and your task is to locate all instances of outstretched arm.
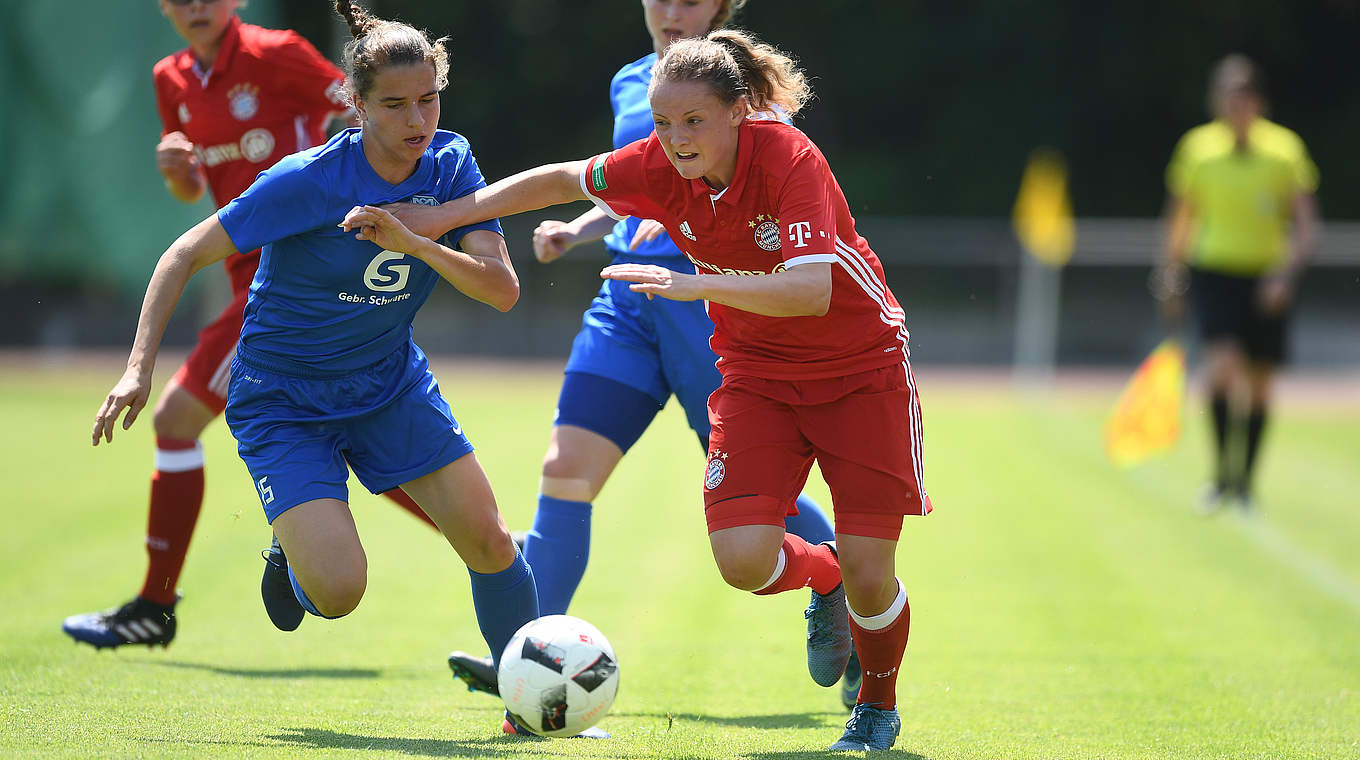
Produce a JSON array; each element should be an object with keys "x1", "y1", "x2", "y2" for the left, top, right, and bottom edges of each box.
[
  {"x1": 601, "y1": 262, "x2": 832, "y2": 317},
  {"x1": 93, "y1": 216, "x2": 238, "y2": 444},
  {"x1": 375, "y1": 161, "x2": 592, "y2": 242}
]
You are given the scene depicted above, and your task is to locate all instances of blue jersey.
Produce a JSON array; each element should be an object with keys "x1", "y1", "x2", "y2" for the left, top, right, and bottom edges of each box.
[
  {"x1": 601, "y1": 53, "x2": 685, "y2": 262},
  {"x1": 217, "y1": 128, "x2": 502, "y2": 373}
]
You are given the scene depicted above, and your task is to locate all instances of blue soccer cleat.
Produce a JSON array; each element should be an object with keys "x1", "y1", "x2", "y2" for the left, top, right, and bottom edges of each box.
[
  {"x1": 261, "y1": 534, "x2": 304, "y2": 632},
  {"x1": 805, "y1": 542, "x2": 852, "y2": 687},
  {"x1": 830, "y1": 704, "x2": 901, "y2": 752},
  {"x1": 62, "y1": 596, "x2": 177, "y2": 650},
  {"x1": 841, "y1": 644, "x2": 863, "y2": 709},
  {"x1": 447, "y1": 651, "x2": 499, "y2": 696}
]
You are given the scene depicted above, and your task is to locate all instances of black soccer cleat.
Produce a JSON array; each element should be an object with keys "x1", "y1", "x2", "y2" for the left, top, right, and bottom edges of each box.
[
  {"x1": 62, "y1": 596, "x2": 178, "y2": 650},
  {"x1": 261, "y1": 534, "x2": 305, "y2": 632},
  {"x1": 447, "y1": 650, "x2": 499, "y2": 696}
]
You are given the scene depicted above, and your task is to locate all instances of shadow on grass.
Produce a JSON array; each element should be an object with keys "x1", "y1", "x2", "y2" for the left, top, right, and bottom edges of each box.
[
  {"x1": 610, "y1": 710, "x2": 843, "y2": 730},
  {"x1": 267, "y1": 726, "x2": 931, "y2": 759},
  {"x1": 267, "y1": 727, "x2": 563, "y2": 757},
  {"x1": 149, "y1": 660, "x2": 382, "y2": 679}
]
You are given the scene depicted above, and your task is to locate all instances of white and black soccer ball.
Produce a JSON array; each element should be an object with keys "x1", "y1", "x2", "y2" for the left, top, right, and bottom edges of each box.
[{"x1": 497, "y1": 614, "x2": 620, "y2": 737}]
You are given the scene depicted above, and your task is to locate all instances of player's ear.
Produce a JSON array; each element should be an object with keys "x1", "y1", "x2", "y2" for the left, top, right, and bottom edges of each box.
[
  {"x1": 729, "y1": 96, "x2": 747, "y2": 126},
  {"x1": 352, "y1": 96, "x2": 368, "y2": 124}
]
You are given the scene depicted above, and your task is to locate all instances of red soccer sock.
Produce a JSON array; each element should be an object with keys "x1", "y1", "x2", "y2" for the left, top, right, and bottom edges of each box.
[
  {"x1": 848, "y1": 579, "x2": 911, "y2": 709},
  {"x1": 139, "y1": 438, "x2": 205, "y2": 606},
  {"x1": 753, "y1": 534, "x2": 841, "y2": 596},
  {"x1": 381, "y1": 488, "x2": 438, "y2": 529}
]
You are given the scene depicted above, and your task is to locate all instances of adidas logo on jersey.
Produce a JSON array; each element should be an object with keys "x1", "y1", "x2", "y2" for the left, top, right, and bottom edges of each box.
[{"x1": 679, "y1": 221, "x2": 697, "y2": 241}]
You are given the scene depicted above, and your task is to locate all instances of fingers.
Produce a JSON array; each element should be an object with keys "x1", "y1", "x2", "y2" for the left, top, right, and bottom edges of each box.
[
  {"x1": 629, "y1": 220, "x2": 665, "y2": 250},
  {"x1": 340, "y1": 205, "x2": 388, "y2": 240}
]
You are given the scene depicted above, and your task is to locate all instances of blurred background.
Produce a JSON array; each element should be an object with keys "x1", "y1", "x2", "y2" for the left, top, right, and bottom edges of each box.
[{"x1": 2, "y1": 0, "x2": 1356, "y2": 367}]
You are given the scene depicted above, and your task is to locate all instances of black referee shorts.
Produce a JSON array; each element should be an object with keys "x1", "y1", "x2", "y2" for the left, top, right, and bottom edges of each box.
[{"x1": 1189, "y1": 266, "x2": 1289, "y2": 364}]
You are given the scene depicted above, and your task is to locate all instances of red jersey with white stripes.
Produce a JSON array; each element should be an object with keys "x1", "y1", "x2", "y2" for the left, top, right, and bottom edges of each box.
[
  {"x1": 582, "y1": 119, "x2": 907, "y2": 380},
  {"x1": 153, "y1": 16, "x2": 346, "y2": 294}
]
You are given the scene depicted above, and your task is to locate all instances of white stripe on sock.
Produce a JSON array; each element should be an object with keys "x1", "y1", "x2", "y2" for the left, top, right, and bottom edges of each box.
[
  {"x1": 155, "y1": 442, "x2": 204, "y2": 472},
  {"x1": 849, "y1": 579, "x2": 906, "y2": 631},
  {"x1": 754, "y1": 548, "x2": 788, "y2": 593}
]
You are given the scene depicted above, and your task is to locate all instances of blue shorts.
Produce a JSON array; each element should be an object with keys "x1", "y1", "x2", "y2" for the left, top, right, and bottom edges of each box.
[
  {"x1": 225, "y1": 342, "x2": 473, "y2": 523},
  {"x1": 562, "y1": 253, "x2": 721, "y2": 444}
]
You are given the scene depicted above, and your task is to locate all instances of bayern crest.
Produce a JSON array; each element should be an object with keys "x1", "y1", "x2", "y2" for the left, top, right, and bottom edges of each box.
[
  {"x1": 228, "y1": 83, "x2": 260, "y2": 121},
  {"x1": 704, "y1": 456, "x2": 726, "y2": 490},
  {"x1": 754, "y1": 220, "x2": 781, "y2": 252}
]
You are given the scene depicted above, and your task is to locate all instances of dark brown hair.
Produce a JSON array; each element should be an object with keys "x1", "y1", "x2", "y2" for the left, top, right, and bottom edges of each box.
[
  {"x1": 333, "y1": 0, "x2": 449, "y2": 103},
  {"x1": 650, "y1": 29, "x2": 811, "y2": 119}
]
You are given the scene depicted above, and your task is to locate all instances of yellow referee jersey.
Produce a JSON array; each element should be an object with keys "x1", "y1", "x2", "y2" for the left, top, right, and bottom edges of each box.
[{"x1": 1165, "y1": 118, "x2": 1318, "y2": 275}]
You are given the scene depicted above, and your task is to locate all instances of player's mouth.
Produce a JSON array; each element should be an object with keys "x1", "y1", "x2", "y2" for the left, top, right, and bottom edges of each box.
[
  {"x1": 404, "y1": 135, "x2": 429, "y2": 149},
  {"x1": 662, "y1": 29, "x2": 684, "y2": 44},
  {"x1": 674, "y1": 151, "x2": 699, "y2": 162}
]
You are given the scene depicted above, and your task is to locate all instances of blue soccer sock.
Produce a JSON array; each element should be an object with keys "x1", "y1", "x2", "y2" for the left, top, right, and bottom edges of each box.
[
  {"x1": 786, "y1": 493, "x2": 836, "y2": 545},
  {"x1": 469, "y1": 548, "x2": 540, "y2": 669},
  {"x1": 522, "y1": 495, "x2": 592, "y2": 616}
]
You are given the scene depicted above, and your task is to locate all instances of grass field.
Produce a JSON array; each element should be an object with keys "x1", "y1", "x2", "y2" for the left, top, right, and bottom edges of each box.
[{"x1": 2, "y1": 354, "x2": 1358, "y2": 759}]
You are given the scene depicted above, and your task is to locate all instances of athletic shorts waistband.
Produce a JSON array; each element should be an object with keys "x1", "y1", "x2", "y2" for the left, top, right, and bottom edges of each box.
[{"x1": 235, "y1": 342, "x2": 408, "y2": 379}]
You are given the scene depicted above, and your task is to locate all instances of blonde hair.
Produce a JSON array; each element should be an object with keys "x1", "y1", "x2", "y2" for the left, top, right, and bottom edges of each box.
[
  {"x1": 334, "y1": 0, "x2": 449, "y2": 103},
  {"x1": 650, "y1": 29, "x2": 811, "y2": 118}
]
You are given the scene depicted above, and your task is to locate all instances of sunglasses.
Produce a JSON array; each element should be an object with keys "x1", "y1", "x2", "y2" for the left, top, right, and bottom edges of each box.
[{"x1": 165, "y1": 0, "x2": 220, "y2": 6}]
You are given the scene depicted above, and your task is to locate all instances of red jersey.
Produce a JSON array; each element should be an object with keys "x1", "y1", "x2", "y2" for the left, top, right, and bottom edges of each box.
[
  {"x1": 582, "y1": 119, "x2": 908, "y2": 381},
  {"x1": 153, "y1": 16, "x2": 346, "y2": 294}
]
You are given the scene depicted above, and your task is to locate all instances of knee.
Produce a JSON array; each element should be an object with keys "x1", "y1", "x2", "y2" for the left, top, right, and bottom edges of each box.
[
  {"x1": 308, "y1": 566, "x2": 367, "y2": 618},
  {"x1": 540, "y1": 454, "x2": 602, "y2": 502},
  {"x1": 838, "y1": 556, "x2": 896, "y2": 612},
  {"x1": 712, "y1": 549, "x2": 774, "y2": 592},
  {"x1": 460, "y1": 519, "x2": 519, "y2": 575}
]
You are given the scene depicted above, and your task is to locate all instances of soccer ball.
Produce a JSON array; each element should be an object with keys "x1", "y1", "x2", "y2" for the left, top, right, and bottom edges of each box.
[{"x1": 497, "y1": 614, "x2": 620, "y2": 737}]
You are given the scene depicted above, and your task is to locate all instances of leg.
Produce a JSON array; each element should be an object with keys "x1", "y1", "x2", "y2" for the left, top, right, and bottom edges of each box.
[
  {"x1": 270, "y1": 498, "x2": 367, "y2": 617},
  {"x1": 142, "y1": 379, "x2": 217, "y2": 604},
  {"x1": 526, "y1": 371, "x2": 660, "y2": 615},
  {"x1": 1202, "y1": 339, "x2": 1248, "y2": 499},
  {"x1": 380, "y1": 488, "x2": 438, "y2": 529},
  {"x1": 402, "y1": 453, "x2": 537, "y2": 667},
  {"x1": 1241, "y1": 361, "x2": 1277, "y2": 503},
  {"x1": 529, "y1": 423, "x2": 624, "y2": 615}
]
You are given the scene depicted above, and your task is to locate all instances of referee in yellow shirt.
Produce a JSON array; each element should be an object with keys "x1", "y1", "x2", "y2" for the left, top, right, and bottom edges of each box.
[{"x1": 1157, "y1": 54, "x2": 1320, "y2": 512}]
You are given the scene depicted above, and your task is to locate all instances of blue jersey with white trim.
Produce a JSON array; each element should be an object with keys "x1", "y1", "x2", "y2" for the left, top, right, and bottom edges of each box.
[{"x1": 218, "y1": 128, "x2": 502, "y2": 373}]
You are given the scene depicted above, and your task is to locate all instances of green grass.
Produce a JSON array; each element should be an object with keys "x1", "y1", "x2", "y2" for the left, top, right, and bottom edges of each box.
[{"x1": 2, "y1": 357, "x2": 1358, "y2": 759}]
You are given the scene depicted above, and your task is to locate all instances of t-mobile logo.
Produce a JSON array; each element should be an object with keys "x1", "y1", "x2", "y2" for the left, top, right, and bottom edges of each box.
[{"x1": 787, "y1": 221, "x2": 813, "y2": 248}]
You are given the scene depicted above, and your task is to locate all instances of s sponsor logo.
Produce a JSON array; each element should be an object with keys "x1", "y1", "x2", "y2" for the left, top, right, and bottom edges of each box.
[
  {"x1": 679, "y1": 220, "x2": 697, "y2": 241},
  {"x1": 754, "y1": 220, "x2": 781, "y2": 251},
  {"x1": 410, "y1": 194, "x2": 439, "y2": 206},
  {"x1": 363, "y1": 251, "x2": 411, "y2": 292},
  {"x1": 591, "y1": 162, "x2": 608, "y2": 191},
  {"x1": 240, "y1": 128, "x2": 275, "y2": 163}
]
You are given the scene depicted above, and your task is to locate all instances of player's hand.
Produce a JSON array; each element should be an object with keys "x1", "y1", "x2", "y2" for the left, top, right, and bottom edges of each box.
[
  {"x1": 340, "y1": 205, "x2": 424, "y2": 254},
  {"x1": 92, "y1": 368, "x2": 152, "y2": 446},
  {"x1": 1258, "y1": 273, "x2": 1294, "y2": 314},
  {"x1": 601, "y1": 263, "x2": 700, "y2": 302},
  {"x1": 532, "y1": 220, "x2": 581, "y2": 264},
  {"x1": 382, "y1": 201, "x2": 453, "y2": 240},
  {"x1": 155, "y1": 131, "x2": 200, "y2": 180},
  {"x1": 628, "y1": 219, "x2": 666, "y2": 250}
]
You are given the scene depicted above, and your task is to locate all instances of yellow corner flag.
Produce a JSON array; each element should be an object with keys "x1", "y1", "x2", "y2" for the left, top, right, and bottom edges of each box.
[
  {"x1": 1012, "y1": 149, "x2": 1075, "y2": 267},
  {"x1": 1105, "y1": 338, "x2": 1187, "y2": 468}
]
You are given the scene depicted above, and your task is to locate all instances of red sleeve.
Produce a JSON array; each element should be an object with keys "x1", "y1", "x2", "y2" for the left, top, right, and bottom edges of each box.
[
  {"x1": 262, "y1": 32, "x2": 347, "y2": 117},
  {"x1": 775, "y1": 150, "x2": 839, "y2": 266},
  {"x1": 580, "y1": 136, "x2": 666, "y2": 222},
  {"x1": 152, "y1": 63, "x2": 181, "y2": 137}
]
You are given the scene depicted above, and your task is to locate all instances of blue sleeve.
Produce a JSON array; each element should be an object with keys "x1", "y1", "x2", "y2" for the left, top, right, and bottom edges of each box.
[
  {"x1": 440, "y1": 150, "x2": 503, "y2": 250},
  {"x1": 217, "y1": 157, "x2": 329, "y2": 254}
]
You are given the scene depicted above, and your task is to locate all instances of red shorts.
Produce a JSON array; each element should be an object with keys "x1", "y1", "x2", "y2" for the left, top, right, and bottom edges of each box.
[
  {"x1": 702, "y1": 363, "x2": 931, "y2": 541},
  {"x1": 170, "y1": 288, "x2": 247, "y2": 415}
]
